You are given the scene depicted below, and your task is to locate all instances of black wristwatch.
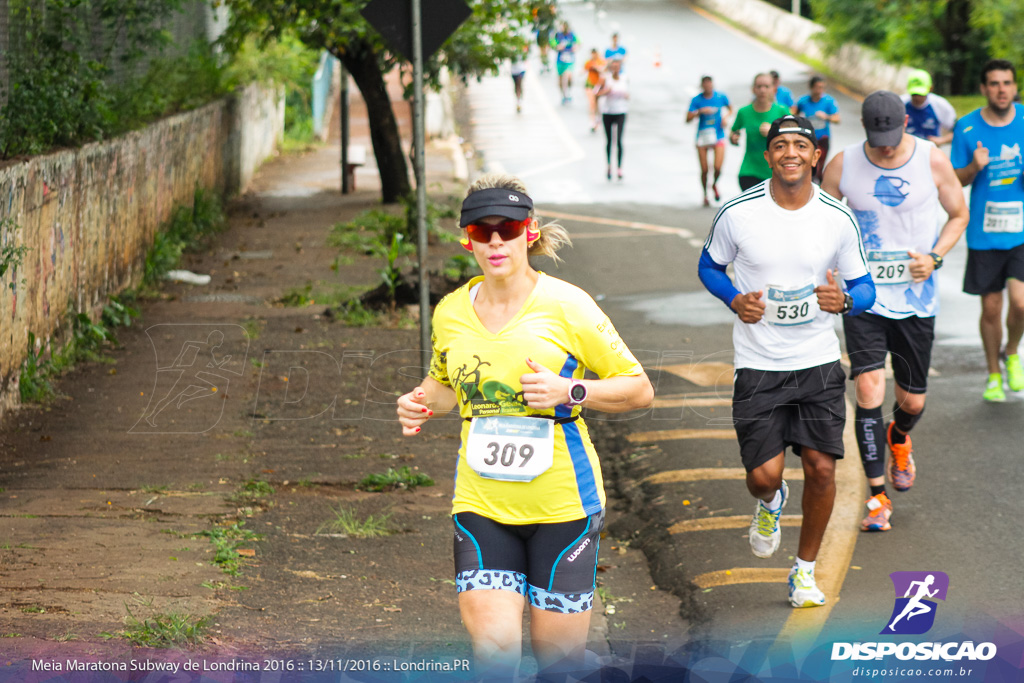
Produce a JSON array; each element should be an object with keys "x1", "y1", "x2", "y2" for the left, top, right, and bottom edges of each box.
[
  {"x1": 840, "y1": 292, "x2": 854, "y2": 315},
  {"x1": 928, "y1": 252, "x2": 944, "y2": 270}
]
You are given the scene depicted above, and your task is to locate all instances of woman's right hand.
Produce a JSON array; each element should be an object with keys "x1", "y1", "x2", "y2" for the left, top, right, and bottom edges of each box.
[{"x1": 396, "y1": 387, "x2": 434, "y2": 436}]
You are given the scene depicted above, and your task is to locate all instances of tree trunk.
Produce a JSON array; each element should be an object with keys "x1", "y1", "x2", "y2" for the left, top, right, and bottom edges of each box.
[{"x1": 334, "y1": 42, "x2": 411, "y2": 204}]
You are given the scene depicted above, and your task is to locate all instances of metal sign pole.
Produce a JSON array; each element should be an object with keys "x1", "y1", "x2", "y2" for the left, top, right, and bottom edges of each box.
[
  {"x1": 412, "y1": 0, "x2": 431, "y2": 374},
  {"x1": 341, "y1": 63, "x2": 351, "y2": 194}
]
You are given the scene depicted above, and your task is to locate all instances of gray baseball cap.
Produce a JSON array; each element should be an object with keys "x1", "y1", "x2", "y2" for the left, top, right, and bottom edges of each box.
[{"x1": 862, "y1": 90, "x2": 905, "y2": 147}]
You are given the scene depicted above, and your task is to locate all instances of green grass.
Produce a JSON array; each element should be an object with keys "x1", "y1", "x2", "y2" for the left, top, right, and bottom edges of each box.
[
  {"x1": 315, "y1": 505, "x2": 395, "y2": 538},
  {"x1": 279, "y1": 282, "x2": 370, "y2": 308},
  {"x1": 140, "y1": 485, "x2": 169, "y2": 495},
  {"x1": 202, "y1": 580, "x2": 249, "y2": 591},
  {"x1": 195, "y1": 522, "x2": 263, "y2": 576},
  {"x1": 241, "y1": 318, "x2": 263, "y2": 340},
  {"x1": 357, "y1": 466, "x2": 434, "y2": 493},
  {"x1": 105, "y1": 608, "x2": 210, "y2": 648},
  {"x1": 18, "y1": 299, "x2": 138, "y2": 404},
  {"x1": 20, "y1": 605, "x2": 45, "y2": 613},
  {"x1": 333, "y1": 300, "x2": 383, "y2": 327},
  {"x1": 946, "y1": 95, "x2": 987, "y2": 118}
]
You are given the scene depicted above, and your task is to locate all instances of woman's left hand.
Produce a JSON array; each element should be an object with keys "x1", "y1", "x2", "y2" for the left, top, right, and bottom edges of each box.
[{"x1": 519, "y1": 358, "x2": 570, "y2": 409}]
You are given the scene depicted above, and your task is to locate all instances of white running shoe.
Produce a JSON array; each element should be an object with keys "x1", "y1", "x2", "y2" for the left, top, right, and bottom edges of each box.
[
  {"x1": 749, "y1": 480, "x2": 788, "y2": 558},
  {"x1": 788, "y1": 567, "x2": 826, "y2": 608}
]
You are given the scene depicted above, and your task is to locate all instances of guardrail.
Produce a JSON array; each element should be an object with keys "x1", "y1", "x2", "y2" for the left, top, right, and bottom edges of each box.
[{"x1": 312, "y1": 51, "x2": 337, "y2": 140}]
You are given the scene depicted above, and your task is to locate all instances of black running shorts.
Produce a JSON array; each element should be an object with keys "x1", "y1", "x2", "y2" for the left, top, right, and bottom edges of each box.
[
  {"x1": 732, "y1": 360, "x2": 846, "y2": 472},
  {"x1": 963, "y1": 243, "x2": 1024, "y2": 295},
  {"x1": 453, "y1": 510, "x2": 604, "y2": 613},
  {"x1": 843, "y1": 312, "x2": 935, "y2": 394}
]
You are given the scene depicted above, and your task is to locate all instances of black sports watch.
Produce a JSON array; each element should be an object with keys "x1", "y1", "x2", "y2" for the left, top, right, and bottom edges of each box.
[
  {"x1": 840, "y1": 292, "x2": 854, "y2": 315},
  {"x1": 928, "y1": 252, "x2": 944, "y2": 270},
  {"x1": 567, "y1": 380, "x2": 588, "y2": 407}
]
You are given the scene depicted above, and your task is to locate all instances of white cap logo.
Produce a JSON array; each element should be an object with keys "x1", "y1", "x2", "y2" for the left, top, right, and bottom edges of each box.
[{"x1": 509, "y1": 194, "x2": 519, "y2": 202}]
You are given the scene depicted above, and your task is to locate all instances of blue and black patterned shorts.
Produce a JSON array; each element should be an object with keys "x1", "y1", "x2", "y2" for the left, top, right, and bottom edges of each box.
[{"x1": 452, "y1": 510, "x2": 604, "y2": 614}]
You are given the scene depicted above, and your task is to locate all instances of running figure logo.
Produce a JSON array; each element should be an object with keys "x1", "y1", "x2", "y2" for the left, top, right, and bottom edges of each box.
[
  {"x1": 881, "y1": 571, "x2": 949, "y2": 635},
  {"x1": 131, "y1": 324, "x2": 249, "y2": 434}
]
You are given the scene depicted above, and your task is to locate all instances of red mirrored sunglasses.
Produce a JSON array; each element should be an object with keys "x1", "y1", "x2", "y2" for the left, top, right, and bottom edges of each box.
[{"x1": 464, "y1": 218, "x2": 530, "y2": 243}]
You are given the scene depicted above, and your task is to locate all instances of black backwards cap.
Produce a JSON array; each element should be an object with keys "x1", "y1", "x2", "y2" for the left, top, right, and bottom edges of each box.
[
  {"x1": 459, "y1": 187, "x2": 534, "y2": 227},
  {"x1": 765, "y1": 115, "x2": 817, "y2": 147}
]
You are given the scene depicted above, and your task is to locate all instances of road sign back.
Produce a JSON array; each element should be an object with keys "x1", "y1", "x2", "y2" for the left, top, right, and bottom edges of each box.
[{"x1": 361, "y1": 0, "x2": 472, "y2": 62}]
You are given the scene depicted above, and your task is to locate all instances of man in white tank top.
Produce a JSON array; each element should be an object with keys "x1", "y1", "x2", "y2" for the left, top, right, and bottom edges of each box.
[{"x1": 821, "y1": 91, "x2": 968, "y2": 533}]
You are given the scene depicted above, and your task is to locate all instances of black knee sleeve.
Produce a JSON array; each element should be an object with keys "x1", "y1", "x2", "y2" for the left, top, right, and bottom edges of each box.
[{"x1": 893, "y1": 402, "x2": 924, "y2": 434}]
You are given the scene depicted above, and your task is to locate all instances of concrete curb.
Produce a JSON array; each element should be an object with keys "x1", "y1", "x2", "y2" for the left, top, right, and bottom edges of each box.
[{"x1": 690, "y1": 0, "x2": 917, "y2": 95}]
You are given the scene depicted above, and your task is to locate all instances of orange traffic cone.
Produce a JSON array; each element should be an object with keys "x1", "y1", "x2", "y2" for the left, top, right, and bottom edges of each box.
[{"x1": 654, "y1": 48, "x2": 662, "y2": 68}]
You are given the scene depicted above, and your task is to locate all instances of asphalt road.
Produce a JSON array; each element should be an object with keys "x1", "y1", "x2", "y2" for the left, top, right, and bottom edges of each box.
[{"x1": 465, "y1": 0, "x2": 1024, "y2": 676}]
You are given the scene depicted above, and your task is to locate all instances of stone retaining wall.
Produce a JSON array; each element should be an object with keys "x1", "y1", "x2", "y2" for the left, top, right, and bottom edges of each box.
[{"x1": 0, "y1": 83, "x2": 284, "y2": 413}]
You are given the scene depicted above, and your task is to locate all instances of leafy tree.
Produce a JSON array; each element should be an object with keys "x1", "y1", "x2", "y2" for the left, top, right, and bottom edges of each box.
[
  {"x1": 220, "y1": 0, "x2": 533, "y2": 203},
  {"x1": 970, "y1": 0, "x2": 1024, "y2": 78},
  {"x1": 810, "y1": 0, "x2": 992, "y2": 94}
]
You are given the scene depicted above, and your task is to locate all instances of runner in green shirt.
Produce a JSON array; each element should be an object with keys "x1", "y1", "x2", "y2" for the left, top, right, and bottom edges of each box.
[{"x1": 730, "y1": 73, "x2": 791, "y2": 191}]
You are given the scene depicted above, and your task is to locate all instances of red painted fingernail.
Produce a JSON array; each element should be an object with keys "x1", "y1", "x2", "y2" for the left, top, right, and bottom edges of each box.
[
  {"x1": 421, "y1": 407, "x2": 428, "y2": 413},
  {"x1": 428, "y1": 410, "x2": 434, "y2": 416},
  {"x1": 415, "y1": 427, "x2": 421, "y2": 433}
]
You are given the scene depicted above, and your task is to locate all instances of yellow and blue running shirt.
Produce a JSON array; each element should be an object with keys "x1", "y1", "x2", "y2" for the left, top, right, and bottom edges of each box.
[{"x1": 429, "y1": 273, "x2": 644, "y2": 525}]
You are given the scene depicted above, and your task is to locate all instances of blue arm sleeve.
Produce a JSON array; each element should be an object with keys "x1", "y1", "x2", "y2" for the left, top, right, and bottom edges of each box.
[
  {"x1": 844, "y1": 273, "x2": 875, "y2": 316},
  {"x1": 698, "y1": 249, "x2": 741, "y2": 311}
]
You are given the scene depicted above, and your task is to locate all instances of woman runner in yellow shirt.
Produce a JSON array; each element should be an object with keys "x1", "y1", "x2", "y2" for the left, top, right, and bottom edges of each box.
[{"x1": 396, "y1": 174, "x2": 653, "y2": 678}]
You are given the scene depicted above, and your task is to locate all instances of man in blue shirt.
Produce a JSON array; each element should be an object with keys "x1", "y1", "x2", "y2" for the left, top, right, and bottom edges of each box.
[
  {"x1": 604, "y1": 32, "x2": 626, "y2": 65},
  {"x1": 951, "y1": 59, "x2": 1024, "y2": 401},
  {"x1": 796, "y1": 76, "x2": 840, "y2": 183},
  {"x1": 902, "y1": 69, "x2": 957, "y2": 145},
  {"x1": 687, "y1": 75, "x2": 731, "y2": 206},
  {"x1": 551, "y1": 22, "x2": 578, "y2": 105},
  {"x1": 771, "y1": 70, "x2": 794, "y2": 109}
]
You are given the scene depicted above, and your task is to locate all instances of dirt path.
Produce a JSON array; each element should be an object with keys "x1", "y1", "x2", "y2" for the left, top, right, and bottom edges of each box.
[{"x1": 0, "y1": 86, "x2": 687, "y2": 675}]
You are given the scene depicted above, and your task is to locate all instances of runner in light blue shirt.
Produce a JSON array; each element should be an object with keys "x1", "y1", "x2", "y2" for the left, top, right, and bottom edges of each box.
[
  {"x1": 950, "y1": 58, "x2": 1024, "y2": 402},
  {"x1": 796, "y1": 76, "x2": 840, "y2": 182},
  {"x1": 686, "y1": 75, "x2": 732, "y2": 206},
  {"x1": 771, "y1": 71, "x2": 794, "y2": 109}
]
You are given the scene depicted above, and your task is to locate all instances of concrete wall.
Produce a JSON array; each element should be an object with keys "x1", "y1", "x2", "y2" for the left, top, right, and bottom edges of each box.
[
  {"x1": 692, "y1": 0, "x2": 917, "y2": 95},
  {"x1": 0, "y1": 83, "x2": 283, "y2": 412}
]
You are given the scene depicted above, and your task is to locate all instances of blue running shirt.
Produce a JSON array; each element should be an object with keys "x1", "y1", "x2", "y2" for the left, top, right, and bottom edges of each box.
[
  {"x1": 951, "y1": 105, "x2": 1024, "y2": 250},
  {"x1": 796, "y1": 94, "x2": 839, "y2": 138},
  {"x1": 688, "y1": 92, "x2": 730, "y2": 144},
  {"x1": 776, "y1": 85, "x2": 795, "y2": 109}
]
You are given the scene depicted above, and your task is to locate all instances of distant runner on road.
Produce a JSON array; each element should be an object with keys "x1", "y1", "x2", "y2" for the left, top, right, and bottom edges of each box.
[
  {"x1": 821, "y1": 90, "x2": 969, "y2": 532},
  {"x1": 771, "y1": 70, "x2": 794, "y2": 109},
  {"x1": 730, "y1": 73, "x2": 791, "y2": 192},
  {"x1": 796, "y1": 76, "x2": 841, "y2": 183},
  {"x1": 687, "y1": 75, "x2": 731, "y2": 206},
  {"x1": 583, "y1": 48, "x2": 606, "y2": 132},
  {"x1": 604, "y1": 32, "x2": 627, "y2": 66},
  {"x1": 552, "y1": 22, "x2": 579, "y2": 105},
  {"x1": 699, "y1": 115, "x2": 875, "y2": 608},
  {"x1": 902, "y1": 69, "x2": 957, "y2": 146},
  {"x1": 596, "y1": 59, "x2": 629, "y2": 181},
  {"x1": 951, "y1": 58, "x2": 1024, "y2": 401}
]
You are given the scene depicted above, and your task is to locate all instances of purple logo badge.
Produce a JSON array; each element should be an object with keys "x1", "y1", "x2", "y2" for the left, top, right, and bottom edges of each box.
[{"x1": 881, "y1": 571, "x2": 949, "y2": 635}]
